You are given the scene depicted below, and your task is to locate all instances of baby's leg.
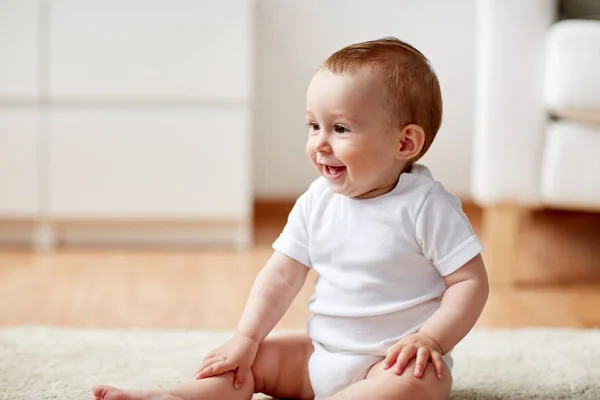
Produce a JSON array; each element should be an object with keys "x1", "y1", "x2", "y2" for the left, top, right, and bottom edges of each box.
[
  {"x1": 325, "y1": 358, "x2": 452, "y2": 400},
  {"x1": 93, "y1": 371, "x2": 252, "y2": 400},
  {"x1": 92, "y1": 333, "x2": 314, "y2": 400}
]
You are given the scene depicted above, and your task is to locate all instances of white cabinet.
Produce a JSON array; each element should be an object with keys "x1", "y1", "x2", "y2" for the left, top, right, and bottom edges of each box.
[
  {"x1": 49, "y1": 109, "x2": 251, "y2": 220},
  {"x1": 48, "y1": 0, "x2": 252, "y2": 101},
  {"x1": 0, "y1": 0, "x2": 40, "y2": 224},
  {"x1": 0, "y1": 0, "x2": 253, "y2": 249},
  {"x1": 0, "y1": 0, "x2": 39, "y2": 98},
  {"x1": 0, "y1": 109, "x2": 40, "y2": 217}
]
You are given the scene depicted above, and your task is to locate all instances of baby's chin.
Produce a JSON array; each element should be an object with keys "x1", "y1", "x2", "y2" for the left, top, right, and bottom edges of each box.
[
  {"x1": 324, "y1": 180, "x2": 351, "y2": 196},
  {"x1": 320, "y1": 170, "x2": 378, "y2": 198},
  {"x1": 326, "y1": 181, "x2": 367, "y2": 199}
]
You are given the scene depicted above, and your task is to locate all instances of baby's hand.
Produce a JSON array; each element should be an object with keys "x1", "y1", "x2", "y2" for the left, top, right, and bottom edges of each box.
[
  {"x1": 383, "y1": 332, "x2": 445, "y2": 380},
  {"x1": 194, "y1": 334, "x2": 260, "y2": 389}
]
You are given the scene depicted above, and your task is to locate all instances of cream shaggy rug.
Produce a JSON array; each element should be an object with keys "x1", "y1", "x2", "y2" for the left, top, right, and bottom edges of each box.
[{"x1": 1, "y1": 326, "x2": 599, "y2": 400}]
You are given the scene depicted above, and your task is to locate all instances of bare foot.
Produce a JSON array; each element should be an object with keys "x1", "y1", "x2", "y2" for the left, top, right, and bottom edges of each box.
[{"x1": 93, "y1": 385, "x2": 182, "y2": 400}]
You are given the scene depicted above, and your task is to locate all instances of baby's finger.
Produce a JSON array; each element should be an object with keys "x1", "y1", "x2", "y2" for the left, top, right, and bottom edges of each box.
[
  {"x1": 194, "y1": 362, "x2": 216, "y2": 380},
  {"x1": 234, "y1": 366, "x2": 250, "y2": 390},
  {"x1": 194, "y1": 355, "x2": 220, "y2": 378},
  {"x1": 195, "y1": 360, "x2": 230, "y2": 380},
  {"x1": 199, "y1": 355, "x2": 219, "y2": 371},
  {"x1": 395, "y1": 345, "x2": 416, "y2": 375},
  {"x1": 431, "y1": 352, "x2": 445, "y2": 380},
  {"x1": 384, "y1": 345, "x2": 403, "y2": 369},
  {"x1": 201, "y1": 351, "x2": 217, "y2": 364},
  {"x1": 413, "y1": 347, "x2": 430, "y2": 378}
]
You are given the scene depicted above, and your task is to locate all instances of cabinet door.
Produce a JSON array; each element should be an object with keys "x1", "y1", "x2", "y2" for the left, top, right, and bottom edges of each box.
[
  {"x1": 48, "y1": 0, "x2": 252, "y2": 101},
  {"x1": 0, "y1": 109, "x2": 39, "y2": 217},
  {"x1": 48, "y1": 109, "x2": 250, "y2": 220},
  {"x1": 0, "y1": 0, "x2": 39, "y2": 98}
]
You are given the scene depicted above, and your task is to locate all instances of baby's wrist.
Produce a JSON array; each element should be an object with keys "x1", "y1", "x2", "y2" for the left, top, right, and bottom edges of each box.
[
  {"x1": 234, "y1": 329, "x2": 261, "y2": 346},
  {"x1": 417, "y1": 331, "x2": 443, "y2": 354}
]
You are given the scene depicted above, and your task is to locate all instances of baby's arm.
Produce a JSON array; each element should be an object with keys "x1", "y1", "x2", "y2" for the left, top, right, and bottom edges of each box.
[
  {"x1": 195, "y1": 251, "x2": 309, "y2": 387},
  {"x1": 384, "y1": 185, "x2": 489, "y2": 379},
  {"x1": 236, "y1": 251, "x2": 310, "y2": 343},
  {"x1": 384, "y1": 254, "x2": 488, "y2": 379},
  {"x1": 197, "y1": 183, "x2": 313, "y2": 387},
  {"x1": 419, "y1": 253, "x2": 489, "y2": 354}
]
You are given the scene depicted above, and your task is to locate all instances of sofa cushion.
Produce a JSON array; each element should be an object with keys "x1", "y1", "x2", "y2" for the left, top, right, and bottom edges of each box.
[
  {"x1": 541, "y1": 121, "x2": 600, "y2": 210},
  {"x1": 545, "y1": 20, "x2": 600, "y2": 124}
]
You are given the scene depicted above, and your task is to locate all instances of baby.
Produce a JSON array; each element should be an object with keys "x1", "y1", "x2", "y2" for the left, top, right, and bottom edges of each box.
[{"x1": 93, "y1": 37, "x2": 489, "y2": 400}]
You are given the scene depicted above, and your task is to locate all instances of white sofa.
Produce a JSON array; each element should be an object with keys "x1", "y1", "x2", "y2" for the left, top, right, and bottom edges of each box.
[{"x1": 473, "y1": 0, "x2": 600, "y2": 284}]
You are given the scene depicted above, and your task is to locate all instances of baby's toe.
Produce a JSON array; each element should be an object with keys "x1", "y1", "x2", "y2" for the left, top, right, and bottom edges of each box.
[
  {"x1": 92, "y1": 385, "x2": 115, "y2": 399},
  {"x1": 92, "y1": 384, "x2": 174, "y2": 400},
  {"x1": 92, "y1": 385, "x2": 135, "y2": 400}
]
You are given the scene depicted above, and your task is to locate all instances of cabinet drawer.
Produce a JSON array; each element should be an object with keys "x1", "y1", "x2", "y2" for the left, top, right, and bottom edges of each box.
[
  {"x1": 48, "y1": 0, "x2": 252, "y2": 100},
  {"x1": 48, "y1": 108, "x2": 251, "y2": 219},
  {"x1": 0, "y1": 0, "x2": 39, "y2": 98},
  {"x1": 0, "y1": 109, "x2": 39, "y2": 217}
]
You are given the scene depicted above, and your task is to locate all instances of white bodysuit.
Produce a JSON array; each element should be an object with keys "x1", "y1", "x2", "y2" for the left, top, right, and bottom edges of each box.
[{"x1": 272, "y1": 164, "x2": 483, "y2": 399}]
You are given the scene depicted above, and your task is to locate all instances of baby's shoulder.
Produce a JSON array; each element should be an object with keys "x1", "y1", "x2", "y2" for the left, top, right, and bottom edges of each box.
[
  {"x1": 394, "y1": 165, "x2": 463, "y2": 215},
  {"x1": 403, "y1": 168, "x2": 466, "y2": 227},
  {"x1": 396, "y1": 165, "x2": 440, "y2": 201}
]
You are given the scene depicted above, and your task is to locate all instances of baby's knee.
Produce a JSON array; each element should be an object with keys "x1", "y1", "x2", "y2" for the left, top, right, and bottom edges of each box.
[
  {"x1": 399, "y1": 376, "x2": 434, "y2": 399},
  {"x1": 377, "y1": 379, "x2": 441, "y2": 400},
  {"x1": 376, "y1": 366, "x2": 451, "y2": 400}
]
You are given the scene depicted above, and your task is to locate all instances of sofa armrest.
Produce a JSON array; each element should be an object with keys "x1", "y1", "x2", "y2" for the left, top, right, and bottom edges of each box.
[{"x1": 472, "y1": 0, "x2": 557, "y2": 206}]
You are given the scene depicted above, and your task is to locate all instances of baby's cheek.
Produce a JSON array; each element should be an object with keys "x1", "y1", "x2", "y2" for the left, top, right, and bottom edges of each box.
[
  {"x1": 350, "y1": 149, "x2": 383, "y2": 171},
  {"x1": 305, "y1": 143, "x2": 315, "y2": 158},
  {"x1": 342, "y1": 143, "x2": 368, "y2": 161}
]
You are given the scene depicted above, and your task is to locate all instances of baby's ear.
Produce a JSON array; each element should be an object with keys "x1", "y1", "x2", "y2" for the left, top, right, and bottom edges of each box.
[{"x1": 397, "y1": 124, "x2": 425, "y2": 160}]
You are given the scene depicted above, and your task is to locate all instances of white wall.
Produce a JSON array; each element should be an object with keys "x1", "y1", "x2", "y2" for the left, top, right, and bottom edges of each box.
[{"x1": 253, "y1": 0, "x2": 477, "y2": 199}]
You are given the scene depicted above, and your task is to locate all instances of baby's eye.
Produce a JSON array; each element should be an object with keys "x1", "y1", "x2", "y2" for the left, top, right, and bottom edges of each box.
[
  {"x1": 334, "y1": 124, "x2": 349, "y2": 134},
  {"x1": 308, "y1": 122, "x2": 320, "y2": 131}
]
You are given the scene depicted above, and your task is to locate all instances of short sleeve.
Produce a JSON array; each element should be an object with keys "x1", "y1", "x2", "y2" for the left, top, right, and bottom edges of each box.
[
  {"x1": 272, "y1": 187, "x2": 312, "y2": 268},
  {"x1": 415, "y1": 184, "x2": 483, "y2": 276}
]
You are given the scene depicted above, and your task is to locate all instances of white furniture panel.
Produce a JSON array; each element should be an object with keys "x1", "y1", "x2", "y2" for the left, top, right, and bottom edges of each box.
[
  {"x1": 545, "y1": 20, "x2": 600, "y2": 124},
  {"x1": 0, "y1": 0, "x2": 39, "y2": 98},
  {"x1": 48, "y1": 0, "x2": 252, "y2": 100},
  {"x1": 472, "y1": 0, "x2": 557, "y2": 205},
  {"x1": 0, "y1": 108, "x2": 39, "y2": 217},
  {"x1": 541, "y1": 121, "x2": 600, "y2": 209},
  {"x1": 49, "y1": 109, "x2": 251, "y2": 220}
]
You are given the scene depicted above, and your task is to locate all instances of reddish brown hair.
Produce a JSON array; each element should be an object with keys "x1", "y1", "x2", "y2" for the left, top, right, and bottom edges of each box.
[{"x1": 322, "y1": 37, "x2": 442, "y2": 160}]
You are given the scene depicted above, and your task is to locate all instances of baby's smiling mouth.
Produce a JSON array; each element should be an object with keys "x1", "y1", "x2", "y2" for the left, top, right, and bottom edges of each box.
[{"x1": 321, "y1": 164, "x2": 347, "y2": 179}]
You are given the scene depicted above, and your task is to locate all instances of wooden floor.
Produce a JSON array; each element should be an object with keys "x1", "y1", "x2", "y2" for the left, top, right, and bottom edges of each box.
[{"x1": 1, "y1": 202, "x2": 599, "y2": 330}]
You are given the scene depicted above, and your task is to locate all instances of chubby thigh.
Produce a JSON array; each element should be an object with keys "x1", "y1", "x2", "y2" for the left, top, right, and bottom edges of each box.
[
  {"x1": 308, "y1": 340, "x2": 453, "y2": 400},
  {"x1": 362, "y1": 357, "x2": 453, "y2": 400},
  {"x1": 252, "y1": 332, "x2": 452, "y2": 400},
  {"x1": 251, "y1": 333, "x2": 315, "y2": 400},
  {"x1": 311, "y1": 356, "x2": 452, "y2": 400}
]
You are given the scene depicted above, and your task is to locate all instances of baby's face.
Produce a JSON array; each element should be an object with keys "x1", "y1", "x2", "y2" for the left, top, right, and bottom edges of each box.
[{"x1": 305, "y1": 68, "x2": 404, "y2": 199}]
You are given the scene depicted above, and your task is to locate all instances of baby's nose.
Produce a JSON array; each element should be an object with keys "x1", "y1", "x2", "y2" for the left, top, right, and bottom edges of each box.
[{"x1": 313, "y1": 133, "x2": 332, "y2": 153}]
